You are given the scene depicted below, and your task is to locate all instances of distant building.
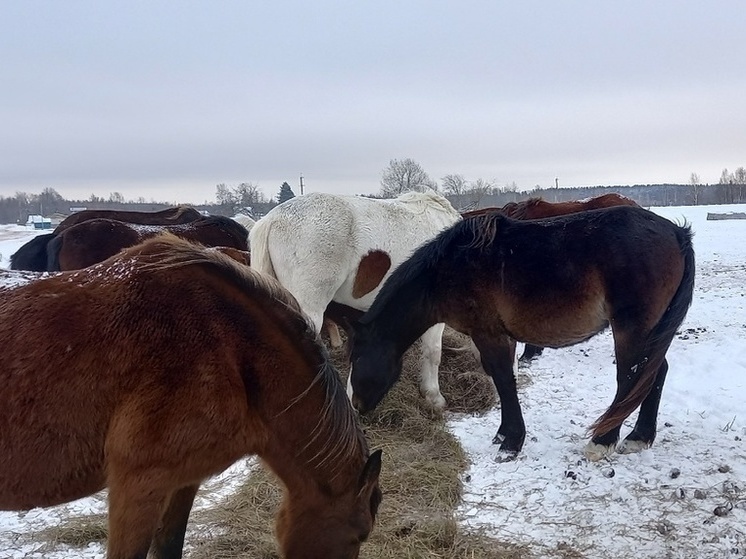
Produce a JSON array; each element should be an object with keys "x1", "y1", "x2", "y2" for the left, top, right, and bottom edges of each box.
[{"x1": 26, "y1": 215, "x2": 52, "y2": 229}]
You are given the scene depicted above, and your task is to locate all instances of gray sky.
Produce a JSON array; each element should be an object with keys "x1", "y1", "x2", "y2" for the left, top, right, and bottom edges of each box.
[{"x1": 1, "y1": 1, "x2": 744, "y2": 204}]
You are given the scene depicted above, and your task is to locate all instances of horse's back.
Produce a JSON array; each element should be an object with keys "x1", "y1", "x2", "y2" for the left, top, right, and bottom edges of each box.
[
  {"x1": 250, "y1": 191, "x2": 461, "y2": 313},
  {"x1": 54, "y1": 206, "x2": 200, "y2": 234},
  {"x1": 451, "y1": 206, "x2": 691, "y2": 340}
]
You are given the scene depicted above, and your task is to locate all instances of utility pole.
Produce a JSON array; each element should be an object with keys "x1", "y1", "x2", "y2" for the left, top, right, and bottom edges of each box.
[{"x1": 299, "y1": 174, "x2": 305, "y2": 195}]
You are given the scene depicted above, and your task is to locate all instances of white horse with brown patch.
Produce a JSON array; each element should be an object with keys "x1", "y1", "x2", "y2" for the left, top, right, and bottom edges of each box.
[{"x1": 249, "y1": 190, "x2": 462, "y2": 410}]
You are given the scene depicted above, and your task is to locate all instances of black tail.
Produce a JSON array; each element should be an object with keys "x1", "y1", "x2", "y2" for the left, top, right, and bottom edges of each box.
[
  {"x1": 10, "y1": 233, "x2": 55, "y2": 271},
  {"x1": 592, "y1": 224, "x2": 695, "y2": 437},
  {"x1": 46, "y1": 235, "x2": 64, "y2": 272}
]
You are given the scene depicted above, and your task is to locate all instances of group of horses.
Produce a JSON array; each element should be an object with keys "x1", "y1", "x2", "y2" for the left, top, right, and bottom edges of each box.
[
  {"x1": 9, "y1": 206, "x2": 250, "y2": 272},
  {"x1": 1, "y1": 191, "x2": 694, "y2": 558}
]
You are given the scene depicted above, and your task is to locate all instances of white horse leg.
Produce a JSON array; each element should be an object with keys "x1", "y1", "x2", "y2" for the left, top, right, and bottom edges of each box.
[
  {"x1": 323, "y1": 318, "x2": 344, "y2": 348},
  {"x1": 346, "y1": 368, "x2": 354, "y2": 401},
  {"x1": 418, "y1": 323, "x2": 447, "y2": 411}
]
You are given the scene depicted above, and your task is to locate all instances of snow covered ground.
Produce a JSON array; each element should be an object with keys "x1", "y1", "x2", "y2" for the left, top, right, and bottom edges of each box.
[{"x1": 1, "y1": 204, "x2": 745, "y2": 558}]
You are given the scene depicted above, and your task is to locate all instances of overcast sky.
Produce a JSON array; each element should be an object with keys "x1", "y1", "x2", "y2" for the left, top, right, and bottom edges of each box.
[{"x1": 1, "y1": 1, "x2": 744, "y2": 204}]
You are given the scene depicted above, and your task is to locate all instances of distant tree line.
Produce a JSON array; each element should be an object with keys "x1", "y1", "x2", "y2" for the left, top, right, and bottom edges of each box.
[
  {"x1": 0, "y1": 180, "x2": 301, "y2": 224},
  {"x1": 2, "y1": 164, "x2": 744, "y2": 224},
  {"x1": 376, "y1": 158, "x2": 746, "y2": 209}
]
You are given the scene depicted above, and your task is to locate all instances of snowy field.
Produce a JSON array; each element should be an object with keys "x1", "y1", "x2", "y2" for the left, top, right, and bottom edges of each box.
[{"x1": 1, "y1": 204, "x2": 745, "y2": 558}]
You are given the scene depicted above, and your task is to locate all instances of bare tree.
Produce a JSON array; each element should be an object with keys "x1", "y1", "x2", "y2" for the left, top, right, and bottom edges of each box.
[
  {"x1": 441, "y1": 174, "x2": 467, "y2": 196},
  {"x1": 380, "y1": 158, "x2": 436, "y2": 197},
  {"x1": 215, "y1": 183, "x2": 236, "y2": 206},
  {"x1": 236, "y1": 182, "x2": 265, "y2": 207},
  {"x1": 689, "y1": 172, "x2": 701, "y2": 206},
  {"x1": 465, "y1": 178, "x2": 494, "y2": 207},
  {"x1": 719, "y1": 168, "x2": 735, "y2": 184},
  {"x1": 734, "y1": 167, "x2": 746, "y2": 184}
]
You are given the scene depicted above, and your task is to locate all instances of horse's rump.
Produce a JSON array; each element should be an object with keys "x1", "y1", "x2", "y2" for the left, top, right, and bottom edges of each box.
[{"x1": 9, "y1": 233, "x2": 55, "y2": 271}]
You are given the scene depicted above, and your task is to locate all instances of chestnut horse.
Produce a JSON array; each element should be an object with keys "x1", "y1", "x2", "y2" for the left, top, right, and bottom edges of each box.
[
  {"x1": 348, "y1": 206, "x2": 694, "y2": 461},
  {"x1": 463, "y1": 193, "x2": 641, "y2": 363},
  {"x1": 0, "y1": 235, "x2": 382, "y2": 559},
  {"x1": 10, "y1": 205, "x2": 202, "y2": 272},
  {"x1": 46, "y1": 215, "x2": 249, "y2": 271}
]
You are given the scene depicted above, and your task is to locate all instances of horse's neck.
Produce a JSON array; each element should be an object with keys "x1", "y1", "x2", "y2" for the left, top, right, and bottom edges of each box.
[
  {"x1": 371, "y1": 283, "x2": 437, "y2": 357},
  {"x1": 253, "y1": 357, "x2": 363, "y2": 496}
]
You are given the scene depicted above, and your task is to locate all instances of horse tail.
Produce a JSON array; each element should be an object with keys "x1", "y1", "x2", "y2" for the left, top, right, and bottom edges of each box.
[
  {"x1": 591, "y1": 223, "x2": 695, "y2": 438},
  {"x1": 10, "y1": 233, "x2": 55, "y2": 271},
  {"x1": 46, "y1": 234, "x2": 64, "y2": 272},
  {"x1": 247, "y1": 217, "x2": 277, "y2": 279}
]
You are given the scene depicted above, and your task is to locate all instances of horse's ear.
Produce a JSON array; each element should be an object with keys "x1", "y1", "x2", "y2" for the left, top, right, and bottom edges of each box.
[{"x1": 358, "y1": 449, "x2": 382, "y2": 496}]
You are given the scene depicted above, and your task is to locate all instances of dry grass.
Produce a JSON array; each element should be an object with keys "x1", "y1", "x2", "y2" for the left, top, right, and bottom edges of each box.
[{"x1": 34, "y1": 514, "x2": 108, "y2": 549}]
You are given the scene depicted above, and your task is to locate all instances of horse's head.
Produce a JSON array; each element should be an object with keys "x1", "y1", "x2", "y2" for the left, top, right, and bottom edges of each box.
[
  {"x1": 348, "y1": 321, "x2": 403, "y2": 413},
  {"x1": 276, "y1": 449, "x2": 383, "y2": 559}
]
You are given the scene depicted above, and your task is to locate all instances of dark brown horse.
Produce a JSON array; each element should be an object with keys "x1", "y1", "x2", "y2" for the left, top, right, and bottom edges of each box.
[
  {"x1": 462, "y1": 193, "x2": 641, "y2": 362},
  {"x1": 54, "y1": 205, "x2": 202, "y2": 233},
  {"x1": 348, "y1": 206, "x2": 694, "y2": 461},
  {"x1": 0, "y1": 234, "x2": 382, "y2": 559},
  {"x1": 46, "y1": 215, "x2": 249, "y2": 271},
  {"x1": 10, "y1": 206, "x2": 202, "y2": 272}
]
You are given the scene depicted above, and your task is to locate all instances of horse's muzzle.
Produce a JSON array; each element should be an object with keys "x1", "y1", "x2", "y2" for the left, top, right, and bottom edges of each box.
[{"x1": 351, "y1": 394, "x2": 369, "y2": 414}]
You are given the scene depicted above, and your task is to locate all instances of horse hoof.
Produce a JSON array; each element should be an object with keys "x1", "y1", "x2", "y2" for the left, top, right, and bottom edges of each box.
[
  {"x1": 617, "y1": 438, "x2": 651, "y2": 455},
  {"x1": 584, "y1": 441, "x2": 616, "y2": 462},
  {"x1": 494, "y1": 450, "x2": 519, "y2": 463},
  {"x1": 424, "y1": 392, "x2": 447, "y2": 412}
]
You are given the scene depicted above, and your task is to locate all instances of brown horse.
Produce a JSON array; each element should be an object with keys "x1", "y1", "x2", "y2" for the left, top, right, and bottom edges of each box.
[
  {"x1": 348, "y1": 206, "x2": 694, "y2": 461},
  {"x1": 10, "y1": 206, "x2": 202, "y2": 272},
  {"x1": 47, "y1": 215, "x2": 249, "y2": 271},
  {"x1": 462, "y1": 193, "x2": 641, "y2": 362},
  {"x1": 0, "y1": 234, "x2": 382, "y2": 559}
]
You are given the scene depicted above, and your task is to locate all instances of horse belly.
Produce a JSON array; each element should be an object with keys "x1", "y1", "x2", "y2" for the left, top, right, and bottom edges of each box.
[
  {"x1": 505, "y1": 296, "x2": 609, "y2": 348},
  {"x1": 0, "y1": 441, "x2": 106, "y2": 510}
]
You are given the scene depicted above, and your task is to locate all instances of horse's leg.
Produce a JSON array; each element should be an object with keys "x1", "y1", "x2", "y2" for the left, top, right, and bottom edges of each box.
[
  {"x1": 585, "y1": 330, "x2": 648, "y2": 461},
  {"x1": 323, "y1": 318, "x2": 344, "y2": 348},
  {"x1": 150, "y1": 484, "x2": 200, "y2": 559},
  {"x1": 417, "y1": 323, "x2": 446, "y2": 411},
  {"x1": 107, "y1": 474, "x2": 170, "y2": 559},
  {"x1": 518, "y1": 343, "x2": 544, "y2": 363},
  {"x1": 474, "y1": 335, "x2": 525, "y2": 456},
  {"x1": 618, "y1": 358, "x2": 668, "y2": 454}
]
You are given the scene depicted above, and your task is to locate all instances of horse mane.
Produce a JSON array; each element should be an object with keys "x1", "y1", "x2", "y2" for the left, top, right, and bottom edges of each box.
[
  {"x1": 361, "y1": 210, "x2": 510, "y2": 327},
  {"x1": 499, "y1": 197, "x2": 544, "y2": 220},
  {"x1": 462, "y1": 211, "x2": 505, "y2": 250},
  {"x1": 122, "y1": 234, "x2": 365, "y2": 473}
]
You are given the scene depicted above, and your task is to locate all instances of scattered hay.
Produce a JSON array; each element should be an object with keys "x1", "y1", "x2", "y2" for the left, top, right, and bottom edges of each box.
[
  {"x1": 439, "y1": 328, "x2": 498, "y2": 414},
  {"x1": 34, "y1": 514, "x2": 108, "y2": 549},
  {"x1": 191, "y1": 327, "x2": 525, "y2": 558}
]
